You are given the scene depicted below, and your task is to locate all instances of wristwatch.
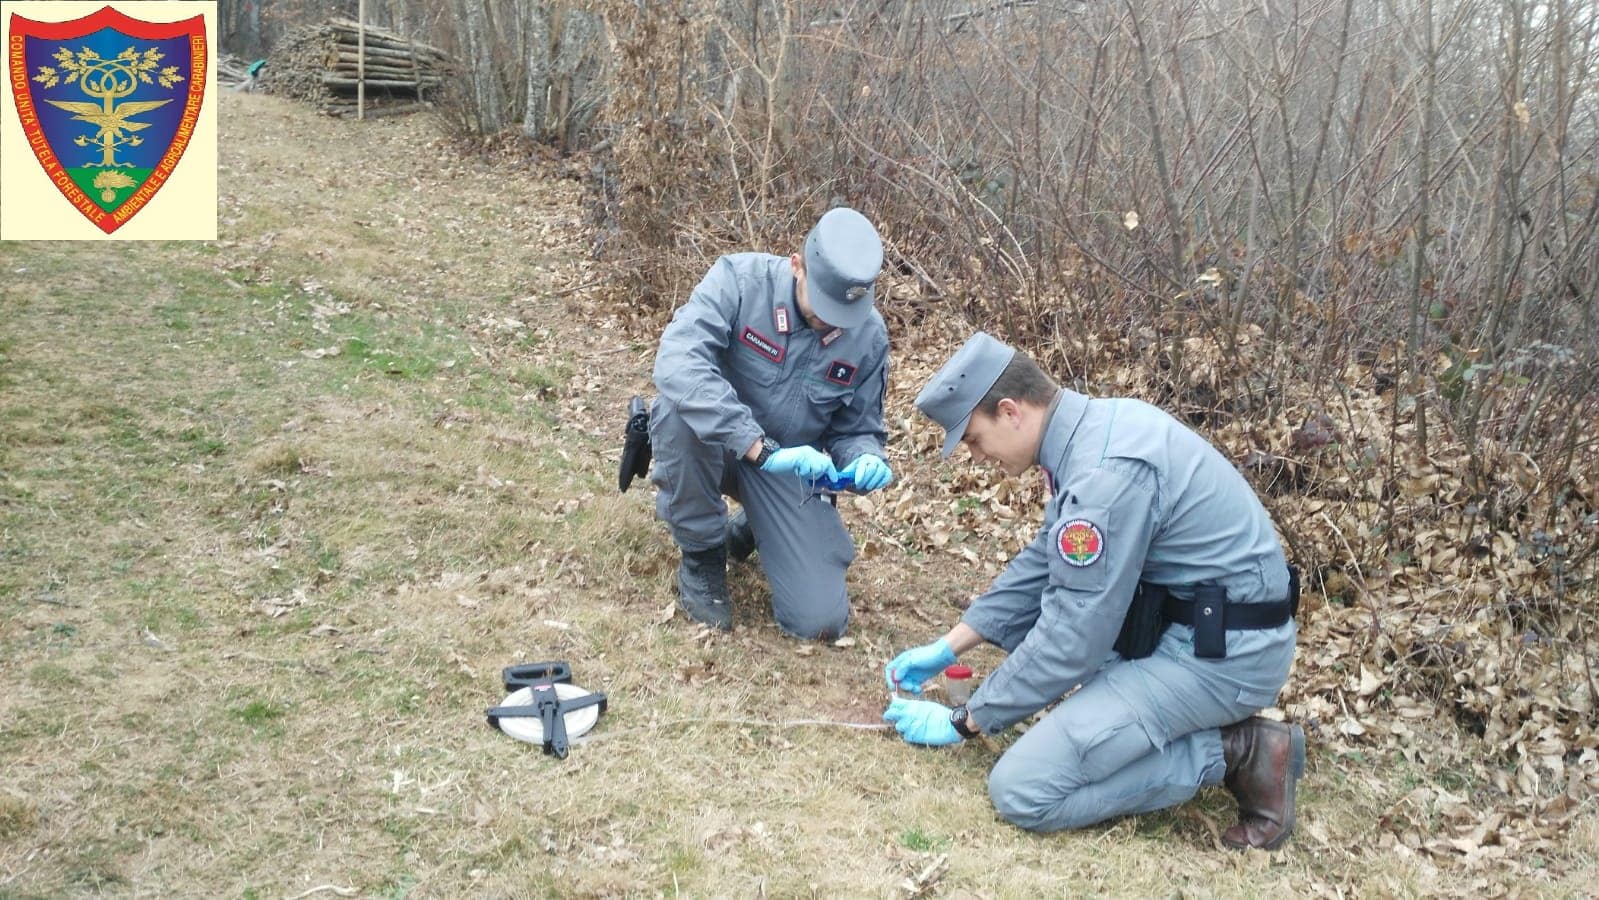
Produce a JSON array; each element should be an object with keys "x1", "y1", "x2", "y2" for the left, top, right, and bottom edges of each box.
[
  {"x1": 949, "y1": 704, "x2": 979, "y2": 739},
  {"x1": 750, "y1": 436, "x2": 780, "y2": 467}
]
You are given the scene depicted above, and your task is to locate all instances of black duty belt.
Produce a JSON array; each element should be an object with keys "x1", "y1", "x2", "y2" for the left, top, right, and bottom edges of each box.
[
  {"x1": 1129, "y1": 565, "x2": 1300, "y2": 660},
  {"x1": 1160, "y1": 563, "x2": 1299, "y2": 631},
  {"x1": 1161, "y1": 595, "x2": 1293, "y2": 630}
]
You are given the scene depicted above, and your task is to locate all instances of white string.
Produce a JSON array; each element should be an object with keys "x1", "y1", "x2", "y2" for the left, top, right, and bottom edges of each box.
[{"x1": 569, "y1": 717, "x2": 891, "y2": 746}]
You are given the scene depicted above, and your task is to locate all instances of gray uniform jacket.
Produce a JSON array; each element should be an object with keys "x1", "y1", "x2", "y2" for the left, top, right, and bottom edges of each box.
[
  {"x1": 652, "y1": 253, "x2": 889, "y2": 467},
  {"x1": 964, "y1": 390, "x2": 1291, "y2": 733}
]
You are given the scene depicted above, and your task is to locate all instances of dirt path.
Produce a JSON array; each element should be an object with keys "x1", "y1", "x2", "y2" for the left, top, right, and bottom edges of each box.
[{"x1": 2, "y1": 91, "x2": 1594, "y2": 897}]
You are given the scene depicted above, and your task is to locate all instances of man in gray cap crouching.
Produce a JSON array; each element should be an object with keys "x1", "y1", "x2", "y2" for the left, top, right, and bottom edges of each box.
[
  {"x1": 647, "y1": 208, "x2": 894, "y2": 639},
  {"x1": 882, "y1": 332, "x2": 1305, "y2": 850}
]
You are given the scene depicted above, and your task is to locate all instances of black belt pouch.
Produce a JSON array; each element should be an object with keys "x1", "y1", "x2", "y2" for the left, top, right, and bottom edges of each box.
[
  {"x1": 1192, "y1": 584, "x2": 1227, "y2": 659},
  {"x1": 1113, "y1": 583, "x2": 1168, "y2": 660},
  {"x1": 1287, "y1": 564, "x2": 1301, "y2": 618}
]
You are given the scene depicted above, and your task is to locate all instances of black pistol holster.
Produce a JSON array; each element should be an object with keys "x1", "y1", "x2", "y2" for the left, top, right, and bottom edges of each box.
[
  {"x1": 1113, "y1": 582, "x2": 1168, "y2": 660},
  {"x1": 619, "y1": 395, "x2": 652, "y2": 492}
]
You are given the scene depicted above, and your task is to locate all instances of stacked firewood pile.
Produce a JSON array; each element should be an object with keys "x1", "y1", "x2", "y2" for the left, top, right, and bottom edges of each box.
[
  {"x1": 218, "y1": 54, "x2": 252, "y2": 90},
  {"x1": 260, "y1": 18, "x2": 451, "y2": 118}
]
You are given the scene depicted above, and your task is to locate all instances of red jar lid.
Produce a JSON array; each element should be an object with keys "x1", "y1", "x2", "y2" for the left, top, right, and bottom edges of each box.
[{"x1": 944, "y1": 665, "x2": 973, "y2": 679}]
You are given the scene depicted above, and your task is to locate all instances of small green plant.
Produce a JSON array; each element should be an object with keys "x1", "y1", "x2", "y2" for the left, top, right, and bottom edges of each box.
[
  {"x1": 159, "y1": 305, "x2": 193, "y2": 331},
  {"x1": 382, "y1": 873, "x2": 417, "y2": 900},
  {"x1": 308, "y1": 536, "x2": 341, "y2": 574},
  {"x1": 663, "y1": 843, "x2": 700, "y2": 879},
  {"x1": 898, "y1": 828, "x2": 946, "y2": 852},
  {"x1": 382, "y1": 818, "x2": 417, "y2": 843},
  {"x1": 393, "y1": 689, "x2": 424, "y2": 715},
  {"x1": 179, "y1": 426, "x2": 225, "y2": 456},
  {"x1": 231, "y1": 699, "x2": 286, "y2": 733}
]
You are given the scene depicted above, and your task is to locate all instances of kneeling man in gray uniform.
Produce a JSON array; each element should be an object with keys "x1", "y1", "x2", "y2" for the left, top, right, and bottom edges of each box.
[
  {"x1": 648, "y1": 208, "x2": 894, "y2": 639},
  {"x1": 883, "y1": 332, "x2": 1305, "y2": 850}
]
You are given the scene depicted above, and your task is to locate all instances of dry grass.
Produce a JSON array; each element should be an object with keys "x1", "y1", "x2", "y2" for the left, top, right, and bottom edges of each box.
[{"x1": 1, "y1": 92, "x2": 1595, "y2": 899}]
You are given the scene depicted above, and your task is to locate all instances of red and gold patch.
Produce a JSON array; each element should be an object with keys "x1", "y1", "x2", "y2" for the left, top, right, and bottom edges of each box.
[{"x1": 1056, "y1": 519, "x2": 1104, "y2": 566}]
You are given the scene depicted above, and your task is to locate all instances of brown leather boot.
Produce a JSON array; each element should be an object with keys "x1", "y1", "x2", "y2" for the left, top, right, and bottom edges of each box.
[{"x1": 1220, "y1": 717, "x2": 1306, "y2": 850}]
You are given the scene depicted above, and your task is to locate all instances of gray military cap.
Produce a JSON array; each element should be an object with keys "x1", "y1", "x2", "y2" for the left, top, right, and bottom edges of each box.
[
  {"x1": 802, "y1": 207, "x2": 883, "y2": 329},
  {"x1": 914, "y1": 332, "x2": 1017, "y2": 457}
]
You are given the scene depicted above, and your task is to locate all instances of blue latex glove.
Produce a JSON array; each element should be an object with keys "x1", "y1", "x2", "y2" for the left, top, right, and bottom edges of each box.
[
  {"x1": 842, "y1": 454, "x2": 892, "y2": 492},
  {"x1": 883, "y1": 697, "x2": 961, "y2": 746},
  {"x1": 884, "y1": 638, "x2": 957, "y2": 693},
  {"x1": 761, "y1": 445, "x2": 838, "y2": 480}
]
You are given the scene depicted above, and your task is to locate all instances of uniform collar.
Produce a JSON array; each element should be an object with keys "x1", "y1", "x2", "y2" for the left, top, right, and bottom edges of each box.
[
  {"x1": 782, "y1": 270, "x2": 797, "y2": 312},
  {"x1": 1036, "y1": 389, "x2": 1090, "y2": 485},
  {"x1": 772, "y1": 274, "x2": 798, "y2": 334}
]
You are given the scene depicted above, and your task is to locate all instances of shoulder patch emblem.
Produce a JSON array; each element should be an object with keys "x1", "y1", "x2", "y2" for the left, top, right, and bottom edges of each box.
[
  {"x1": 1056, "y1": 519, "x2": 1104, "y2": 566},
  {"x1": 739, "y1": 326, "x2": 785, "y2": 364}
]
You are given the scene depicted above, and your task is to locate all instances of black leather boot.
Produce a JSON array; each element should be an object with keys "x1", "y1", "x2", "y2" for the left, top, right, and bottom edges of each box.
[
  {"x1": 677, "y1": 545, "x2": 732, "y2": 630},
  {"x1": 725, "y1": 508, "x2": 756, "y2": 562}
]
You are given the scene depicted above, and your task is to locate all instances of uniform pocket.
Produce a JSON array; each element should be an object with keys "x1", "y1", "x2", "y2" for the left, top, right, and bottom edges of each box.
[
  {"x1": 727, "y1": 341, "x2": 781, "y2": 387},
  {"x1": 805, "y1": 377, "x2": 856, "y2": 415}
]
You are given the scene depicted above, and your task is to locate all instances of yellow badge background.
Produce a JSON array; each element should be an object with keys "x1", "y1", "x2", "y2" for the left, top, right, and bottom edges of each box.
[{"x1": 1, "y1": 1, "x2": 217, "y2": 240}]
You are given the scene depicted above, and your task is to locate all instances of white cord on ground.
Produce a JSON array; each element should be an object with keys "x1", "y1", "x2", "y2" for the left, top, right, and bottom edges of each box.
[
  {"x1": 283, "y1": 886, "x2": 357, "y2": 900},
  {"x1": 570, "y1": 717, "x2": 891, "y2": 746}
]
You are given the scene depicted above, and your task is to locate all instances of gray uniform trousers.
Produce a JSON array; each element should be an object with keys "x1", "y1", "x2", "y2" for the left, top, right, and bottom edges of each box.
[
  {"x1": 987, "y1": 620, "x2": 1296, "y2": 831},
  {"x1": 649, "y1": 400, "x2": 855, "y2": 640}
]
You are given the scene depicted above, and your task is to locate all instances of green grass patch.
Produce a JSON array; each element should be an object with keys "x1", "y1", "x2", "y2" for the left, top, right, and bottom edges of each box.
[
  {"x1": 28, "y1": 662, "x2": 79, "y2": 689},
  {"x1": 0, "y1": 333, "x2": 14, "y2": 392},
  {"x1": 334, "y1": 316, "x2": 463, "y2": 381},
  {"x1": 138, "y1": 599, "x2": 204, "y2": 632},
  {"x1": 230, "y1": 699, "x2": 288, "y2": 735},
  {"x1": 899, "y1": 828, "x2": 948, "y2": 852},
  {"x1": 392, "y1": 687, "x2": 425, "y2": 716},
  {"x1": 510, "y1": 363, "x2": 567, "y2": 394},
  {"x1": 156, "y1": 303, "x2": 193, "y2": 332},
  {"x1": 379, "y1": 873, "x2": 418, "y2": 900},
  {"x1": 456, "y1": 370, "x2": 522, "y2": 415},
  {"x1": 178, "y1": 426, "x2": 226, "y2": 457}
]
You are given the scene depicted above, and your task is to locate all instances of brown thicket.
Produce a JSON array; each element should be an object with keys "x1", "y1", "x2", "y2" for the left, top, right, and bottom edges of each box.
[{"x1": 592, "y1": 0, "x2": 1598, "y2": 598}]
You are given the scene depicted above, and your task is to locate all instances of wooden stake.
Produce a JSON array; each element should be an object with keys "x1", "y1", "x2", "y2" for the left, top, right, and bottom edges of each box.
[{"x1": 357, "y1": 0, "x2": 365, "y2": 120}]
